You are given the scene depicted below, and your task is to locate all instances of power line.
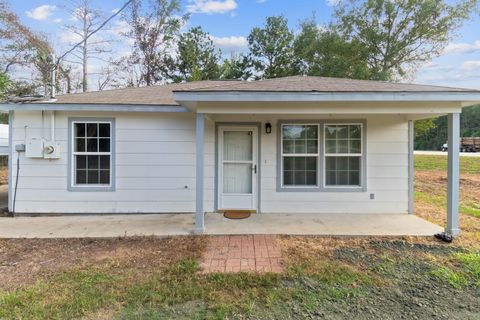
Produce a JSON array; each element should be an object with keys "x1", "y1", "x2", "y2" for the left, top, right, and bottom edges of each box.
[{"x1": 55, "y1": 0, "x2": 134, "y2": 66}]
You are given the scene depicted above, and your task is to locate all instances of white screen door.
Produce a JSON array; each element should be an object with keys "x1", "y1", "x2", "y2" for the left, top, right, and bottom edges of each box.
[{"x1": 218, "y1": 126, "x2": 258, "y2": 210}]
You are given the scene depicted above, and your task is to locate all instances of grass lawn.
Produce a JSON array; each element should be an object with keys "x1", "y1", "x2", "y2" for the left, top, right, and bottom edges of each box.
[
  {"x1": 0, "y1": 155, "x2": 479, "y2": 319},
  {"x1": 414, "y1": 155, "x2": 480, "y2": 246}
]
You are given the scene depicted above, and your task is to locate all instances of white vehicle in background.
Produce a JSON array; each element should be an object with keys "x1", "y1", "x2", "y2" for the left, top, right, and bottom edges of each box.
[{"x1": 442, "y1": 137, "x2": 480, "y2": 152}]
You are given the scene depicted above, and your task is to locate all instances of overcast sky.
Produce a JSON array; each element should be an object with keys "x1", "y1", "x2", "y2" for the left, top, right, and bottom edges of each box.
[{"x1": 9, "y1": 0, "x2": 480, "y2": 90}]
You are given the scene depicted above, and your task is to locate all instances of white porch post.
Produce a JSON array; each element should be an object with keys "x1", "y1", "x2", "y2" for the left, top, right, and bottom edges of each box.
[
  {"x1": 408, "y1": 120, "x2": 414, "y2": 214},
  {"x1": 446, "y1": 113, "x2": 460, "y2": 236},
  {"x1": 195, "y1": 112, "x2": 205, "y2": 234}
]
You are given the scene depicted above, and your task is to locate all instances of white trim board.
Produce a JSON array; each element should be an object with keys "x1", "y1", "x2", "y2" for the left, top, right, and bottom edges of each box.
[
  {"x1": 0, "y1": 103, "x2": 188, "y2": 113},
  {"x1": 174, "y1": 91, "x2": 480, "y2": 103}
]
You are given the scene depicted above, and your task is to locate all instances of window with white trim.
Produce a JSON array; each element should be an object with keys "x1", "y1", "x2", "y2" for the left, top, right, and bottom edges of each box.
[
  {"x1": 72, "y1": 121, "x2": 112, "y2": 186},
  {"x1": 281, "y1": 124, "x2": 319, "y2": 187},
  {"x1": 324, "y1": 124, "x2": 362, "y2": 187}
]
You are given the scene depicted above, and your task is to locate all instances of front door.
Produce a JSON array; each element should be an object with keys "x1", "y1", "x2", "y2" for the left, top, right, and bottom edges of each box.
[{"x1": 218, "y1": 126, "x2": 258, "y2": 211}]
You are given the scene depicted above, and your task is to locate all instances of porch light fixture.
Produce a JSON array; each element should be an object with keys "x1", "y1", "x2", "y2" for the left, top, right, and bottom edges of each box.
[{"x1": 265, "y1": 122, "x2": 272, "y2": 134}]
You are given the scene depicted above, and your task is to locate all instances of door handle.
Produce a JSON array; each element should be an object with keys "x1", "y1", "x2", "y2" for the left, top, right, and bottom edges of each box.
[{"x1": 252, "y1": 164, "x2": 257, "y2": 174}]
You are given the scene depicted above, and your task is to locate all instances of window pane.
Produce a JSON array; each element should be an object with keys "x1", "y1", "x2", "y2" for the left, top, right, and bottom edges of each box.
[
  {"x1": 337, "y1": 171, "x2": 348, "y2": 185},
  {"x1": 337, "y1": 140, "x2": 348, "y2": 153},
  {"x1": 306, "y1": 171, "x2": 317, "y2": 185},
  {"x1": 337, "y1": 126, "x2": 348, "y2": 138},
  {"x1": 294, "y1": 157, "x2": 306, "y2": 170},
  {"x1": 283, "y1": 125, "x2": 303, "y2": 139},
  {"x1": 87, "y1": 155, "x2": 99, "y2": 169},
  {"x1": 325, "y1": 156, "x2": 361, "y2": 186},
  {"x1": 349, "y1": 125, "x2": 361, "y2": 139},
  {"x1": 283, "y1": 156, "x2": 317, "y2": 187},
  {"x1": 326, "y1": 170, "x2": 336, "y2": 185},
  {"x1": 350, "y1": 140, "x2": 361, "y2": 153},
  {"x1": 223, "y1": 131, "x2": 252, "y2": 161},
  {"x1": 283, "y1": 157, "x2": 294, "y2": 170},
  {"x1": 306, "y1": 125, "x2": 318, "y2": 139},
  {"x1": 76, "y1": 155, "x2": 86, "y2": 169},
  {"x1": 75, "y1": 138, "x2": 85, "y2": 152},
  {"x1": 87, "y1": 138, "x2": 98, "y2": 152},
  {"x1": 349, "y1": 171, "x2": 360, "y2": 185},
  {"x1": 294, "y1": 140, "x2": 306, "y2": 153},
  {"x1": 325, "y1": 140, "x2": 336, "y2": 153},
  {"x1": 223, "y1": 163, "x2": 252, "y2": 193},
  {"x1": 74, "y1": 123, "x2": 85, "y2": 138},
  {"x1": 306, "y1": 140, "x2": 317, "y2": 153},
  {"x1": 283, "y1": 171, "x2": 294, "y2": 186},
  {"x1": 349, "y1": 157, "x2": 360, "y2": 171},
  {"x1": 325, "y1": 126, "x2": 336, "y2": 139},
  {"x1": 100, "y1": 155, "x2": 110, "y2": 169},
  {"x1": 87, "y1": 123, "x2": 98, "y2": 138},
  {"x1": 337, "y1": 157, "x2": 348, "y2": 169},
  {"x1": 325, "y1": 124, "x2": 362, "y2": 155},
  {"x1": 326, "y1": 157, "x2": 336, "y2": 171},
  {"x1": 99, "y1": 138, "x2": 110, "y2": 152},
  {"x1": 294, "y1": 171, "x2": 306, "y2": 185},
  {"x1": 283, "y1": 140, "x2": 294, "y2": 154},
  {"x1": 99, "y1": 123, "x2": 110, "y2": 137},
  {"x1": 100, "y1": 170, "x2": 110, "y2": 184},
  {"x1": 76, "y1": 170, "x2": 86, "y2": 184},
  {"x1": 306, "y1": 157, "x2": 316, "y2": 170},
  {"x1": 87, "y1": 170, "x2": 100, "y2": 184}
]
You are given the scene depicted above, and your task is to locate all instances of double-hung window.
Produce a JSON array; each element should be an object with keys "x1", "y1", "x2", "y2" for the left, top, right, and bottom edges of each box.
[
  {"x1": 70, "y1": 119, "x2": 114, "y2": 190},
  {"x1": 281, "y1": 124, "x2": 319, "y2": 187},
  {"x1": 324, "y1": 124, "x2": 362, "y2": 187}
]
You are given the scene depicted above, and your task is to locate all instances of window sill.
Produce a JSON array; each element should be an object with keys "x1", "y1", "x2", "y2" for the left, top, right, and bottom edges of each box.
[
  {"x1": 68, "y1": 185, "x2": 115, "y2": 192},
  {"x1": 277, "y1": 186, "x2": 366, "y2": 192}
]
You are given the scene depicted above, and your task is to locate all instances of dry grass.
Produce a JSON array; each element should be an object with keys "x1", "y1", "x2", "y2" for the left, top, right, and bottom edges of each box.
[
  {"x1": 0, "y1": 167, "x2": 7, "y2": 185},
  {"x1": 415, "y1": 171, "x2": 480, "y2": 248},
  {"x1": 0, "y1": 236, "x2": 207, "y2": 291}
]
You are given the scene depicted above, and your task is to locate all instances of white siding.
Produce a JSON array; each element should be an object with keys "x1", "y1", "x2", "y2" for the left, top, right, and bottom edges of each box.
[
  {"x1": 11, "y1": 111, "x2": 215, "y2": 213},
  {"x1": 12, "y1": 111, "x2": 408, "y2": 214},
  {"x1": 214, "y1": 114, "x2": 409, "y2": 214}
]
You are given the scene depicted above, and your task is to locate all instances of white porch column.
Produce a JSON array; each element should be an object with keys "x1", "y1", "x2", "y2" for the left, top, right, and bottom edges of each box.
[
  {"x1": 408, "y1": 120, "x2": 414, "y2": 214},
  {"x1": 446, "y1": 113, "x2": 460, "y2": 236},
  {"x1": 195, "y1": 112, "x2": 205, "y2": 234}
]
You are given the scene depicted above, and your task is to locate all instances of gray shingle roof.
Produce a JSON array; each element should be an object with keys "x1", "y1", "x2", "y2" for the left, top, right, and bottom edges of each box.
[
  {"x1": 45, "y1": 80, "x2": 238, "y2": 106},
  {"x1": 40, "y1": 76, "x2": 478, "y2": 106},
  {"x1": 173, "y1": 76, "x2": 478, "y2": 93}
]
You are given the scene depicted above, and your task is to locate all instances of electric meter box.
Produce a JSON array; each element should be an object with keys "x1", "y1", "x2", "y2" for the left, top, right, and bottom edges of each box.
[
  {"x1": 25, "y1": 138, "x2": 44, "y2": 158},
  {"x1": 43, "y1": 141, "x2": 61, "y2": 159}
]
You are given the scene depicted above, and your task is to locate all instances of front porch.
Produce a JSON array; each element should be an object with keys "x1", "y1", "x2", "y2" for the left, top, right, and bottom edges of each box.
[{"x1": 0, "y1": 212, "x2": 441, "y2": 238}]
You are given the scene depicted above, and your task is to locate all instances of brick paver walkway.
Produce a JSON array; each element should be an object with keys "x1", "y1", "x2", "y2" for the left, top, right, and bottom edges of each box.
[{"x1": 200, "y1": 235, "x2": 283, "y2": 273}]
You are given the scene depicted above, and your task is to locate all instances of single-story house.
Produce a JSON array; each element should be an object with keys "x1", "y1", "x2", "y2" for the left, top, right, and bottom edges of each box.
[{"x1": 1, "y1": 76, "x2": 480, "y2": 235}]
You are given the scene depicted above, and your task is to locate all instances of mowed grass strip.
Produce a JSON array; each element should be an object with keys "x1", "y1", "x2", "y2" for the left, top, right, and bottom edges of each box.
[
  {"x1": 414, "y1": 155, "x2": 480, "y2": 220},
  {"x1": 414, "y1": 154, "x2": 480, "y2": 174}
]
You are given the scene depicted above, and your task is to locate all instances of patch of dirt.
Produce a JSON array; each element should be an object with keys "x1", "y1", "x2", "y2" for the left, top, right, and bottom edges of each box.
[
  {"x1": 415, "y1": 171, "x2": 480, "y2": 248},
  {"x1": 0, "y1": 236, "x2": 207, "y2": 291},
  {"x1": 278, "y1": 236, "x2": 480, "y2": 320}
]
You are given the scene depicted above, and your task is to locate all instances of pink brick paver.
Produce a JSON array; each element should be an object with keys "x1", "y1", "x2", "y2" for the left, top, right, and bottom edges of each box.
[{"x1": 200, "y1": 235, "x2": 283, "y2": 273}]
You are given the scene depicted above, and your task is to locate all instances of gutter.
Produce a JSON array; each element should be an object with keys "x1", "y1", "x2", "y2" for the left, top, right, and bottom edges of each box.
[{"x1": 0, "y1": 103, "x2": 189, "y2": 113}]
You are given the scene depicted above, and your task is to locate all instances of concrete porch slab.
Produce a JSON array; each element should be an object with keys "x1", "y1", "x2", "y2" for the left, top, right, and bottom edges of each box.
[
  {"x1": 205, "y1": 213, "x2": 443, "y2": 236},
  {"x1": 0, "y1": 212, "x2": 442, "y2": 238}
]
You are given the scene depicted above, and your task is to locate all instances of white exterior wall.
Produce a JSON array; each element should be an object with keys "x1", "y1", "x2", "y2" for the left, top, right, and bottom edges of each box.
[
  {"x1": 11, "y1": 111, "x2": 215, "y2": 213},
  {"x1": 11, "y1": 111, "x2": 408, "y2": 214},
  {"x1": 214, "y1": 114, "x2": 409, "y2": 214}
]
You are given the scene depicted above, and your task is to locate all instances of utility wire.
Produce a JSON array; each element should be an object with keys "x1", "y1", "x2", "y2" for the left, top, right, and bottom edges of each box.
[{"x1": 55, "y1": 0, "x2": 134, "y2": 66}]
